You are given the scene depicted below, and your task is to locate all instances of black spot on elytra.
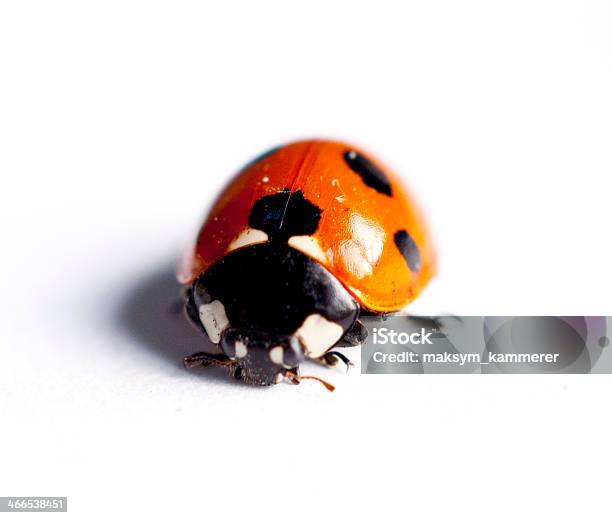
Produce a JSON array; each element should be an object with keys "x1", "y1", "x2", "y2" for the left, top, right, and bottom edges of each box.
[
  {"x1": 394, "y1": 230, "x2": 420, "y2": 273},
  {"x1": 249, "y1": 189, "x2": 322, "y2": 240},
  {"x1": 343, "y1": 150, "x2": 392, "y2": 196}
]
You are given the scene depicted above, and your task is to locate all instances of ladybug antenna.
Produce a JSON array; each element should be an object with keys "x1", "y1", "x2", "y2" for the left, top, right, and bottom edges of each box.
[
  {"x1": 300, "y1": 375, "x2": 336, "y2": 392},
  {"x1": 284, "y1": 371, "x2": 335, "y2": 392}
]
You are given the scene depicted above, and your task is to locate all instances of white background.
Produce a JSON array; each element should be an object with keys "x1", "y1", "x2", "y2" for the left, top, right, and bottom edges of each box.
[{"x1": 1, "y1": 1, "x2": 611, "y2": 516}]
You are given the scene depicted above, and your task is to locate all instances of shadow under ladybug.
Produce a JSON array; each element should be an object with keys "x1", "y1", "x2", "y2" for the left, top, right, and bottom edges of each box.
[{"x1": 117, "y1": 261, "x2": 241, "y2": 386}]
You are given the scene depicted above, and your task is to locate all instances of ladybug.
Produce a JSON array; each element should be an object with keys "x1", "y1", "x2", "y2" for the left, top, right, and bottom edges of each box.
[{"x1": 178, "y1": 139, "x2": 435, "y2": 389}]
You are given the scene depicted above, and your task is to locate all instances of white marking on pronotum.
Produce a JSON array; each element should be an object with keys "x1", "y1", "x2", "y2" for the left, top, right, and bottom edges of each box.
[
  {"x1": 288, "y1": 235, "x2": 328, "y2": 264},
  {"x1": 295, "y1": 314, "x2": 344, "y2": 358},
  {"x1": 269, "y1": 346, "x2": 284, "y2": 365},
  {"x1": 227, "y1": 228, "x2": 268, "y2": 252},
  {"x1": 235, "y1": 340, "x2": 248, "y2": 359},
  {"x1": 198, "y1": 300, "x2": 229, "y2": 344}
]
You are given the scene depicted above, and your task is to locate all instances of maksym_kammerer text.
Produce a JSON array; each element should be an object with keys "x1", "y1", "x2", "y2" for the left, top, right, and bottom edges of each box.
[{"x1": 371, "y1": 350, "x2": 560, "y2": 365}]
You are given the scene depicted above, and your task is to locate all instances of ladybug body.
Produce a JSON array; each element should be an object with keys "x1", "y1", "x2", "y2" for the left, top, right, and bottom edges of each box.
[{"x1": 180, "y1": 140, "x2": 435, "y2": 387}]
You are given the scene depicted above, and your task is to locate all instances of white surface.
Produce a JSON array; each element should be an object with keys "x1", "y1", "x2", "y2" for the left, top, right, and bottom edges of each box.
[{"x1": 1, "y1": 1, "x2": 612, "y2": 516}]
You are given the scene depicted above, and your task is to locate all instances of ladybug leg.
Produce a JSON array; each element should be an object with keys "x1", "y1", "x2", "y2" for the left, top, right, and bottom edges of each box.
[
  {"x1": 183, "y1": 351, "x2": 235, "y2": 369},
  {"x1": 184, "y1": 352, "x2": 243, "y2": 382},
  {"x1": 433, "y1": 314, "x2": 463, "y2": 327},
  {"x1": 316, "y1": 350, "x2": 354, "y2": 372},
  {"x1": 334, "y1": 319, "x2": 368, "y2": 348},
  {"x1": 401, "y1": 314, "x2": 463, "y2": 330},
  {"x1": 312, "y1": 318, "x2": 365, "y2": 371}
]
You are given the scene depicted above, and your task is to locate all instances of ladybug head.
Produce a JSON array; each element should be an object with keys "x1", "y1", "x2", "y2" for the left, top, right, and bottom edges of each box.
[
  {"x1": 187, "y1": 241, "x2": 359, "y2": 386},
  {"x1": 219, "y1": 328, "x2": 305, "y2": 385}
]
